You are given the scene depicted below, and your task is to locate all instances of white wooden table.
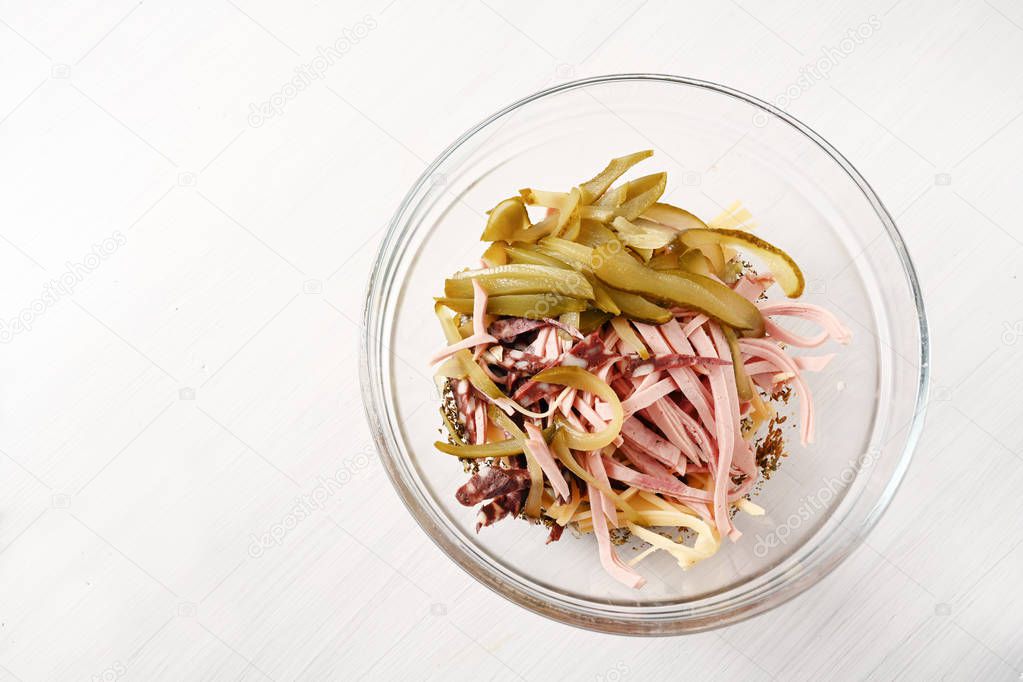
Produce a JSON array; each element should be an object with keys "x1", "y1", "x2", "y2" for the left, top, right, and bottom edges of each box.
[{"x1": 1, "y1": 0, "x2": 1020, "y2": 679}]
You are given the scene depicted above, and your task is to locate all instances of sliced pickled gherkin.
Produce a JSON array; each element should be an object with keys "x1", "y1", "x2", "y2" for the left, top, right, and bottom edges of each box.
[
  {"x1": 611, "y1": 316, "x2": 650, "y2": 359},
  {"x1": 480, "y1": 196, "x2": 528, "y2": 241},
  {"x1": 444, "y1": 273, "x2": 594, "y2": 299},
  {"x1": 448, "y1": 264, "x2": 593, "y2": 300},
  {"x1": 480, "y1": 196, "x2": 556, "y2": 244},
  {"x1": 517, "y1": 188, "x2": 581, "y2": 239},
  {"x1": 611, "y1": 216, "x2": 677, "y2": 250},
  {"x1": 433, "y1": 437, "x2": 526, "y2": 458},
  {"x1": 616, "y1": 173, "x2": 667, "y2": 221},
  {"x1": 532, "y1": 366, "x2": 623, "y2": 450},
  {"x1": 641, "y1": 202, "x2": 709, "y2": 231},
  {"x1": 679, "y1": 228, "x2": 805, "y2": 297},
  {"x1": 632, "y1": 246, "x2": 654, "y2": 262},
  {"x1": 555, "y1": 187, "x2": 582, "y2": 238},
  {"x1": 578, "y1": 309, "x2": 612, "y2": 334},
  {"x1": 560, "y1": 216, "x2": 582, "y2": 242},
  {"x1": 535, "y1": 236, "x2": 594, "y2": 269},
  {"x1": 604, "y1": 287, "x2": 672, "y2": 324},
  {"x1": 518, "y1": 187, "x2": 566, "y2": 207},
  {"x1": 435, "y1": 293, "x2": 588, "y2": 319},
  {"x1": 671, "y1": 238, "x2": 725, "y2": 276},
  {"x1": 583, "y1": 272, "x2": 621, "y2": 315},
  {"x1": 580, "y1": 205, "x2": 616, "y2": 221},
  {"x1": 646, "y1": 251, "x2": 680, "y2": 271},
  {"x1": 722, "y1": 326, "x2": 754, "y2": 401},
  {"x1": 576, "y1": 219, "x2": 618, "y2": 248},
  {"x1": 481, "y1": 241, "x2": 507, "y2": 267},
  {"x1": 503, "y1": 244, "x2": 572, "y2": 268},
  {"x1": 549, "y1": 432, "x2": 640, "y2": 521},
  {"x1": 434, "y1": 424, "x2": 557, "y2": 458},
  {"x1": 676, "y1": 249, "x2": 717, "y2": 278},
  {"x1": 592, "y1": 182, "x2": 628, "y2": 208},
  {"x1": 514, "y1": 214, "x2": 559, "y2": 243},
  {"x1": 578, "y1": 149, "x2": 653, "y2": 204},
  {"x1": 557, "y1": 311, "x2": 581, "y2": 340},
  {"x1": 592, "y1": 246, "x2": 765, "y2": 335}
]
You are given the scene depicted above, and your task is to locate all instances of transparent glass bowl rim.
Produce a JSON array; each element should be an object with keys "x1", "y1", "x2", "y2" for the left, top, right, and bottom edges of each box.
[{"x1": 360, "y1": 73, "x2": 930, "y2": 635}]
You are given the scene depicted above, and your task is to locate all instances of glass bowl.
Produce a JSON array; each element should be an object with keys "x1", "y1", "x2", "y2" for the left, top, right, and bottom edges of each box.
[{"x1": 360, "y1": 74, "x2": 928, "y2": 635}]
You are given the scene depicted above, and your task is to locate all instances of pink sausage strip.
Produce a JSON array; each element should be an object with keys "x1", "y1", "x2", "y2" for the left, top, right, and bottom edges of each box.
[
  {"x1": 429, "y1": 279, "x2": 497, "y2": 364},
  {"x1": 758, "y1": 301, "x2": 853, "y2": 348},
  {"x1": 523, "y1": 423, "x2": 570, "y2": 501},
  {"x1": 585, "y1": 452, "x2": 646, "y2": 589},
  {"x1": 740, "y1": 337, "x2": 815, "y2": 445},
  {"x1": 689, "y1": 323, "x2": 738, "y2": 541}
]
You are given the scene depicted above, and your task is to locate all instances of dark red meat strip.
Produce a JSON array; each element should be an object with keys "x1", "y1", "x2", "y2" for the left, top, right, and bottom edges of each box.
[
  {"x1": 476, "y1": 488, "x2": 527, "y2": 532},
  {"x1": 543, "y1": 317, "x2": 585, "y2": 340},
  {"x1": 626, "y1": 353, "x2": 731, "y2": 373},
  {"x1": 494, "y1": 349, "x2": 549, "y2": 375},
  {"x1": 488, "y1": 317, "x2": 545, "y2": 341},
  {"x1": 566, "y1": 331, "x2": 621, "y2": 368},
  {"x1": 512, "y1": 380, "x2": 561, "y2": 406},
  {"x1": 455, "y1": 467, "x2": 531, "y2": 506}
]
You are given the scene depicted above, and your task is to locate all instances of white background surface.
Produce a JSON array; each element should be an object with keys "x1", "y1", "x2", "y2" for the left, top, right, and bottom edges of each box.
[{"x1": 0, "y1": 0, "x2": 1021, "y2": 680}]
